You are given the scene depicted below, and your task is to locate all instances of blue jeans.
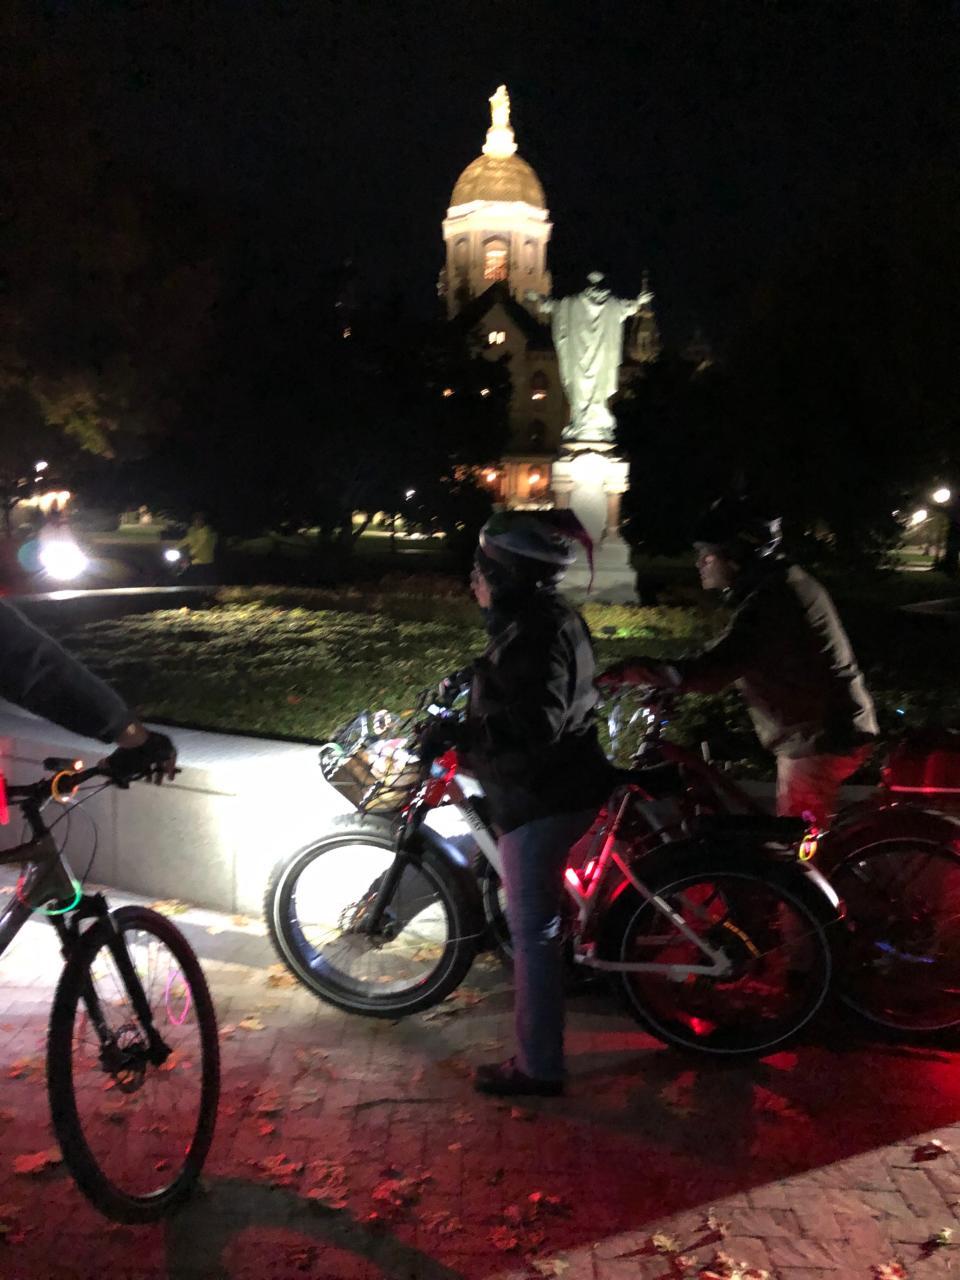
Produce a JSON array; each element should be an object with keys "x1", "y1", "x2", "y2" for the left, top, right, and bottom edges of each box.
[{"x1": 499, "y1": 808, "x2": 598, "y2": 1081}]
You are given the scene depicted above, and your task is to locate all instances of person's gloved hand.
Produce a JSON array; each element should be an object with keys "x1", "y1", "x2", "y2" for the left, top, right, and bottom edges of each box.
[
  {"x1": 106, "y1": 730, "x2": 177, "y2": 786},
  {"x1": 417, "y1": 714, "x2": 460, "y2": 767},
  {"x1": 596, "y1": 658, "x2": 672, "y2": 690},
  {"x1": 436, "y1": 665, "x2": 472, "y2": 707}
]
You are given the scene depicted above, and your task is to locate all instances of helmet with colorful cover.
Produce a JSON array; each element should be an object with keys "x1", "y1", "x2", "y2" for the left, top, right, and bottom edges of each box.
[{"x1": 477, "y1": 510, "x2": 595, "y2": 588}]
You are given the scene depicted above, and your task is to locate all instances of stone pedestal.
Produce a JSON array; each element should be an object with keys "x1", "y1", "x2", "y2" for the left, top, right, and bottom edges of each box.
[{"x1": 551, "y1": 445, "x2": 635, "y2": 602}]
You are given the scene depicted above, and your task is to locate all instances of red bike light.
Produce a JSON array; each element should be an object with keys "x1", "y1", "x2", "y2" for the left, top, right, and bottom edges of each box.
[
  {"x1": 0, "y1": 772, "x2": 7, "y2": 826},
  {"x1": 564, "y1": 867, "x2": 582, "y2": 891}
]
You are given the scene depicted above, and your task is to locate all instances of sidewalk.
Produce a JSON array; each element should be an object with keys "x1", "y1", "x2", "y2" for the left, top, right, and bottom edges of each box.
[{"x1": 1, "y1": 886, "x2": 959, "y2": 1280}]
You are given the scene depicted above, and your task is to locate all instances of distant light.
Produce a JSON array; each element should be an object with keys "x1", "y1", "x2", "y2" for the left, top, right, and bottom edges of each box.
[
  {"x1": 531, "y1": 391, "x2": 546, "y2": 401},
  {"x1": 442, "y1": 388, "x2": 454, "y2": 398},
  {"x1": 164, "y1": 548, "x2": 182, "y2": 563},
  {"x1": 405, "y1": 489, "x2": 415, "y2": 500},
  {"x1": 342, "y1": 326, "x2": 352, "y2": 338},
  {"x1": 39, "y1": 539, "x2": 88, "y2": 582},
  {"x1": 896, "y1": 707, "x2": 906, "y2": 716},
  {"x1": 933, "y1": 487, "x2": 952, "y2": 504},
  {"x1": 34, "y1": 460, "x2": 48, "y2": 473},
  {"x1": 485, "y1": 470, "x2": 498, "y2": 483},
  {"x1": 529, "y1": 471, "x2": 541, "y2": 484},
  {"x1": 487, "y1": 331, "x2": 506, "y2": 346},
  {"x1": 480, "y1": 388, "x2": 490, "y2": 397},
  {"x1": 910, "y1": 508, "x2": 928, "y2": 526}
]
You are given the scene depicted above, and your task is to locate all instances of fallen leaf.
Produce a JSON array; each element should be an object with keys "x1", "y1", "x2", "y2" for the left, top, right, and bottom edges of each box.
[
  {"x1": 206, "y1": 923, "x2": 226, "y2": 936},
  {"x1": 232, "y1": 914, "x2": 251, "y2": 928},
  {"x1": 489, "y1": 1225, "x2": 521, "y2": 1251},
  {"x1": 926, "y1": 1227, "x2": 953, "y2": 1249},
  {"x1": 266, "y1": 965, "x2": 298, "y2": 989},
  {"x1": 148, "y1": 899, "x2": 189, "y2": 916},
  {"x1": 651, "y1": 1233, "x2": 681, "y2": 1256},
  {"x1": 7, "y1": 1057, "x2": 43, "y2": 1081},
  {"x1": 704, "y1": 1208, "x2": 729, "y2": 1238},
  {"x1": 914, "y1": 1139, "x2": 950, "y2": 1161},
  {"x1": 872, "y1": 1265, "x2": 908, "y2": 1280},
  {"x1": 447, "y1": 1142, "x2": 462, "y2": 1153},
  {"x1": 253, "y1": 1153, "x2": 304, "y2": 1186},
  {"x1": 451, "y1": 1107, "x2": 475, "y2": 1125},
  {"x1": 13, "y1": 1149, "x2": 61, "y2": 1176},
  {"x1": 531, "y1": 1260, "x2": 570, "y2": 1278},
  {"x1": 218, "y1": 1024, "x2": 236, "y2": 1039},
  {"x1": 509, "y1": 1105, "x2": 535, "y2": 1121},
  {"x1": 258, "y1": 1121, "x2": 276, "y2": 1137},
  {"x1": 238, "y1": 1016, "x2": 265, "y2": 1032},
  {"x1": 419, "y1": 1209, "x2": 462, "y2": 1235}
]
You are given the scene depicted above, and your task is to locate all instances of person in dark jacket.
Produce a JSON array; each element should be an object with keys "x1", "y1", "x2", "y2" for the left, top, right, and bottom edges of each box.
[
  {"x1": 600, "y1": 497, "x2": 878, "y2": 826},
  {"x1": 0, "y1": 599, "x2": 176, "y2": 780},
  {"x1": 460, "y1": 511, "x2": 614, "y2": 1098}
]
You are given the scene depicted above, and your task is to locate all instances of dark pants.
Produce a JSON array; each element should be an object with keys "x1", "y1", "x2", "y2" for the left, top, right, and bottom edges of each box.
[{"x1": 499, "y1": 808, "x2": 597, "y2": 1080}]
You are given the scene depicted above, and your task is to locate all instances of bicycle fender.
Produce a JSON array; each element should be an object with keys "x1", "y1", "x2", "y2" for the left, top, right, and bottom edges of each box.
[
  {"x1": 412, "y1": 825, "x2": 484, "y2": 921},
  {"x1": 815, "y1": 803, "x2": 960, "y2": 876}
]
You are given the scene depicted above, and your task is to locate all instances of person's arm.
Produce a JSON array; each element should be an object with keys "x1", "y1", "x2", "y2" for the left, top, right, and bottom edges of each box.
[
  {"x1": 599, "y1": 604, "x2": 762, "y2": 695},
  {"x1": 482, "y1": 622, "x2": 572, "y2": 748},
  {"x1": 0, "y1": 602, "x2": 176, "y2": 779}
]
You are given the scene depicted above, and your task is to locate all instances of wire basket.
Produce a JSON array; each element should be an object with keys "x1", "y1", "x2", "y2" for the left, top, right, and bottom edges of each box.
[{"x1": 326, "y1": 736, "x2": 423, "y2": 814}]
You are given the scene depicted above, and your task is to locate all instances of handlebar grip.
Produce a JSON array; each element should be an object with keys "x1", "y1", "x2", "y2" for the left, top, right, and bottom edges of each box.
[{"x1": 43, "y1": 756, "x2": 86, "y2": 772}]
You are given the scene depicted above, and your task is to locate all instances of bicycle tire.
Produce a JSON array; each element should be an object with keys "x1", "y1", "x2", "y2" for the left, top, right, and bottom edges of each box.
[
  {"x1": 832, "y1": 840, "x2": 960, "y2": 1033},
  {"x1": 603, "y1": 846, "x2": 834, "y2": 1056},
  {"x1": 265, "y1": 814, "x2": 482, "y2": 1018},
  {"x1": 47, "y1": 906, "x2": 220, "y2": 1223}
]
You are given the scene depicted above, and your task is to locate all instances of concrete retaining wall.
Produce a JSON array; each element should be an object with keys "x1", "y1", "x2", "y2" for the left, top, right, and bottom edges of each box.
[{"x1": 0, "y1": 703, "x2": 353, "y2": 915}]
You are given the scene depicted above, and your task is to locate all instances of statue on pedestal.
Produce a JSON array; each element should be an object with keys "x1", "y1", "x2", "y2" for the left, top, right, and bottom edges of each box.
[{"x1": 528, "y1": 271, "x2": 653, "y2": 444}]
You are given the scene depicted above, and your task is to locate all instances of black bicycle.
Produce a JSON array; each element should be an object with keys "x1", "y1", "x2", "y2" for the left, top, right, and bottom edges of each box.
[{"x1": 0, "y1": 757, "x2": 220, "y2": 1222}]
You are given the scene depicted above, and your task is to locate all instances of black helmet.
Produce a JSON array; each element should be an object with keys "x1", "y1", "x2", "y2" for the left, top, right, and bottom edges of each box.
[
  {"x1": 477, "y1": 510, "x2": 594, "y2": 588},
  {"x1": 693, "y1": 495, "x2": 782, "y2": 560}
]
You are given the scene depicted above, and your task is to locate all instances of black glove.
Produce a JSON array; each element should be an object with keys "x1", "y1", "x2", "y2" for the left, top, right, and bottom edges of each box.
[
  {"x1": 437, "y1": 664, "x2": 473, "y2": 708},
  {"x1": 417, "y1": 714, "x2": 460, "y2": 767},
  {"x1": 106, "y1": 731, "x2": 177, "y2": 787}
]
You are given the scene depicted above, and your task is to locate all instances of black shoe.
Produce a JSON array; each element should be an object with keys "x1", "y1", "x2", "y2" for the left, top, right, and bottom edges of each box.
[{"x1": 473, "y1": 1058, "x2": 564, "y2": 1097}]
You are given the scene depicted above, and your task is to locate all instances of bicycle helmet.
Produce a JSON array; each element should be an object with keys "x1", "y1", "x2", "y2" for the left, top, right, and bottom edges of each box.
[
  {"x1": 692, "y1": 495, "x2": 783, "y2": 561},
  {"x1": 477, "y1": 510, "x2": 594, "y2": 588}
]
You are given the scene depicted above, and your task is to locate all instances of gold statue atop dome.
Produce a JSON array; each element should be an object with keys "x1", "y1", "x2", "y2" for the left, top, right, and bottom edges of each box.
[
  {"x1": 482, "y1": 83, "x2": 517, "y2": 158},
  {"x1": 490, "y1": 84, "x2": 511, "y2": 129}
]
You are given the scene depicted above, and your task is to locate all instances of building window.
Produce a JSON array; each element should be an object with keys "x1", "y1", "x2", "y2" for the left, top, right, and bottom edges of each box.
[
  {"x1": 488, "y1": 330, "x2": 506, "y2": 346},
  {"x1": 529, "y1": 420, "x2": 546, "y2": 450},
  {"x1": 530, "y1": 371, "x2": 548, "y2": 401},
  {"x1": 484, "y1": 240, "x2": 509, "y2": 281}
]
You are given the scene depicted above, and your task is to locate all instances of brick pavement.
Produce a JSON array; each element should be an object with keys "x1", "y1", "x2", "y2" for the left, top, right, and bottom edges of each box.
[{"x1": 0, "y1": 892, "x2": 959, "y2": 1280}]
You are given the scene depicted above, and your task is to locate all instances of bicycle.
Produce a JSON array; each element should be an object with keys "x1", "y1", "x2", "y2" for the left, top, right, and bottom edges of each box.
[
  {"x1": 265, "y1": 690, "x2": 841, "y2": 1057},
  {"x1": 604, "y1": 688, "x2": 960, "y2": 1035},
  {"x1": 0, "y1": 756, "x2": 220, "y2": 1222}
]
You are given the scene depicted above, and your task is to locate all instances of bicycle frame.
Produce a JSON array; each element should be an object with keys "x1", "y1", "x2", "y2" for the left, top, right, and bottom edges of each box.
[
  {"x1": 378, "y1": 751, "x2": 737, "y2": 979},
  {"x1": 0, "y1": 774, "x2": 172, "y2": 1068}
]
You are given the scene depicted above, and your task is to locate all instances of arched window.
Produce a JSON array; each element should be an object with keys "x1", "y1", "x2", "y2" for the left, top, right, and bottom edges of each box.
[
  {"x1": 454, "y1": 238, "x2": 468, "y2": 267},
  {"x1": 483, "y1": 239, "x2": 509, "y2": 282},
  {"x1": 530, "y1": 371, "x2": 548, "y2": 402}
]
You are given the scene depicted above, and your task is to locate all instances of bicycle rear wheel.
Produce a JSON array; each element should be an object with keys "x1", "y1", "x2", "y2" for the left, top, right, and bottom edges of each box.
[
  {"x1": 48, "y1": 906, "x2": 220, "y2": 1222},
  {"x1": 833, "y1": 841, "x2": 960, "y2": 1032},
  {"x1": 606, "y1": 849, "x2": 833, "y2": 1055}
]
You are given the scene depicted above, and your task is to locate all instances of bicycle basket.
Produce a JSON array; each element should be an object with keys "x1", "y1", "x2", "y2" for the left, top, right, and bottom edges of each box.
[{"x1": 326, "y1": 736, "x2": 422, "y2": 813}]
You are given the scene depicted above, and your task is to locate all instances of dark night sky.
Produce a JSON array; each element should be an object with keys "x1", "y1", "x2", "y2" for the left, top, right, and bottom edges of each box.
[{"x1": 48, "y1": 1, "x2": 960, "y2": 342}]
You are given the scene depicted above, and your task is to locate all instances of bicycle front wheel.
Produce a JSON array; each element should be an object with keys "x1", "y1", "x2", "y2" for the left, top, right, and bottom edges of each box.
[
  {"x1": 606, "y1": 850, "x2": 833, "y2": 1055},
  {"x1": 265, "y1": 815, "x2": 482, "y2": 1017},
  {"x1": 833, "y1": 841, "x2": 960, "y2": 1033},
  {"x1": 48, "y1": 906, "x2": 220, "y2": 1223}
]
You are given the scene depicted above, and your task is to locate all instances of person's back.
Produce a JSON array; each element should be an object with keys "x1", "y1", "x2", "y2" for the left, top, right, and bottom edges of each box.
[{"x1": 690, "y1": 560, "x2": 877, "y2": 758}]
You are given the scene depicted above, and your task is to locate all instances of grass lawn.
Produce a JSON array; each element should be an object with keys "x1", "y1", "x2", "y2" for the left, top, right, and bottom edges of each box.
[{"x1": 43, "y1": 578, "x2": 960, "y2": 777}]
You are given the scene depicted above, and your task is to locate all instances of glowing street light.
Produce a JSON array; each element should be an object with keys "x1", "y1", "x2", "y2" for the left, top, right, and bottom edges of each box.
[
  {"x1": 910, "y1": 508, "x2": 928, "y2": 526},
  {"x1": 405, "y1": 489, "x2": 416, "y2": 500},
  {"x1": 933, "y1": 487, "x2": 952, "y2": 505},
  {"x1": 485, "y1": 469, "x2": 498, "y2": 484},
  {"x1": 34, "y1": 460, "x2": 48, "y2": 473}
]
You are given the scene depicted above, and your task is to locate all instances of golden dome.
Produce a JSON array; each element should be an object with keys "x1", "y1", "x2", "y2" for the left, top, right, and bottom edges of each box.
[
  {"x1": 450, "y1": 152, "x2": 546, "y2": 208},
  {"x1": 449, "y1": 85, "x2": 546, "y2": 209}
]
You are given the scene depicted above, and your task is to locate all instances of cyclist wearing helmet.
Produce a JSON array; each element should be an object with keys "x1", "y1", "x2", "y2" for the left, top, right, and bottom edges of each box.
[
  {"x1": 599, "y1": 496, "x2": 878, "y2": 825},
  {"x1": 459, "y1": 510, "x2": 614, "y2": 1098},
  {"x1": 0, "y1": 599, "x2": 176, "y2": 782}
]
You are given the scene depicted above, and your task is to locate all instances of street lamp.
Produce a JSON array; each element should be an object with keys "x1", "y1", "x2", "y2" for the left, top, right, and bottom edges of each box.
[
  {"x1": 34, "y1": 460, "x2": 48, "y2": 473},
  {"x1": 405, "y1": 489, "x2": 415, "y2": 500},
  {"x1": 910, "y1": 509, "x2": 928, "y2": 526},
  {"x1": 933, "y1": 487, "x2": 952, "y2": 505}
]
